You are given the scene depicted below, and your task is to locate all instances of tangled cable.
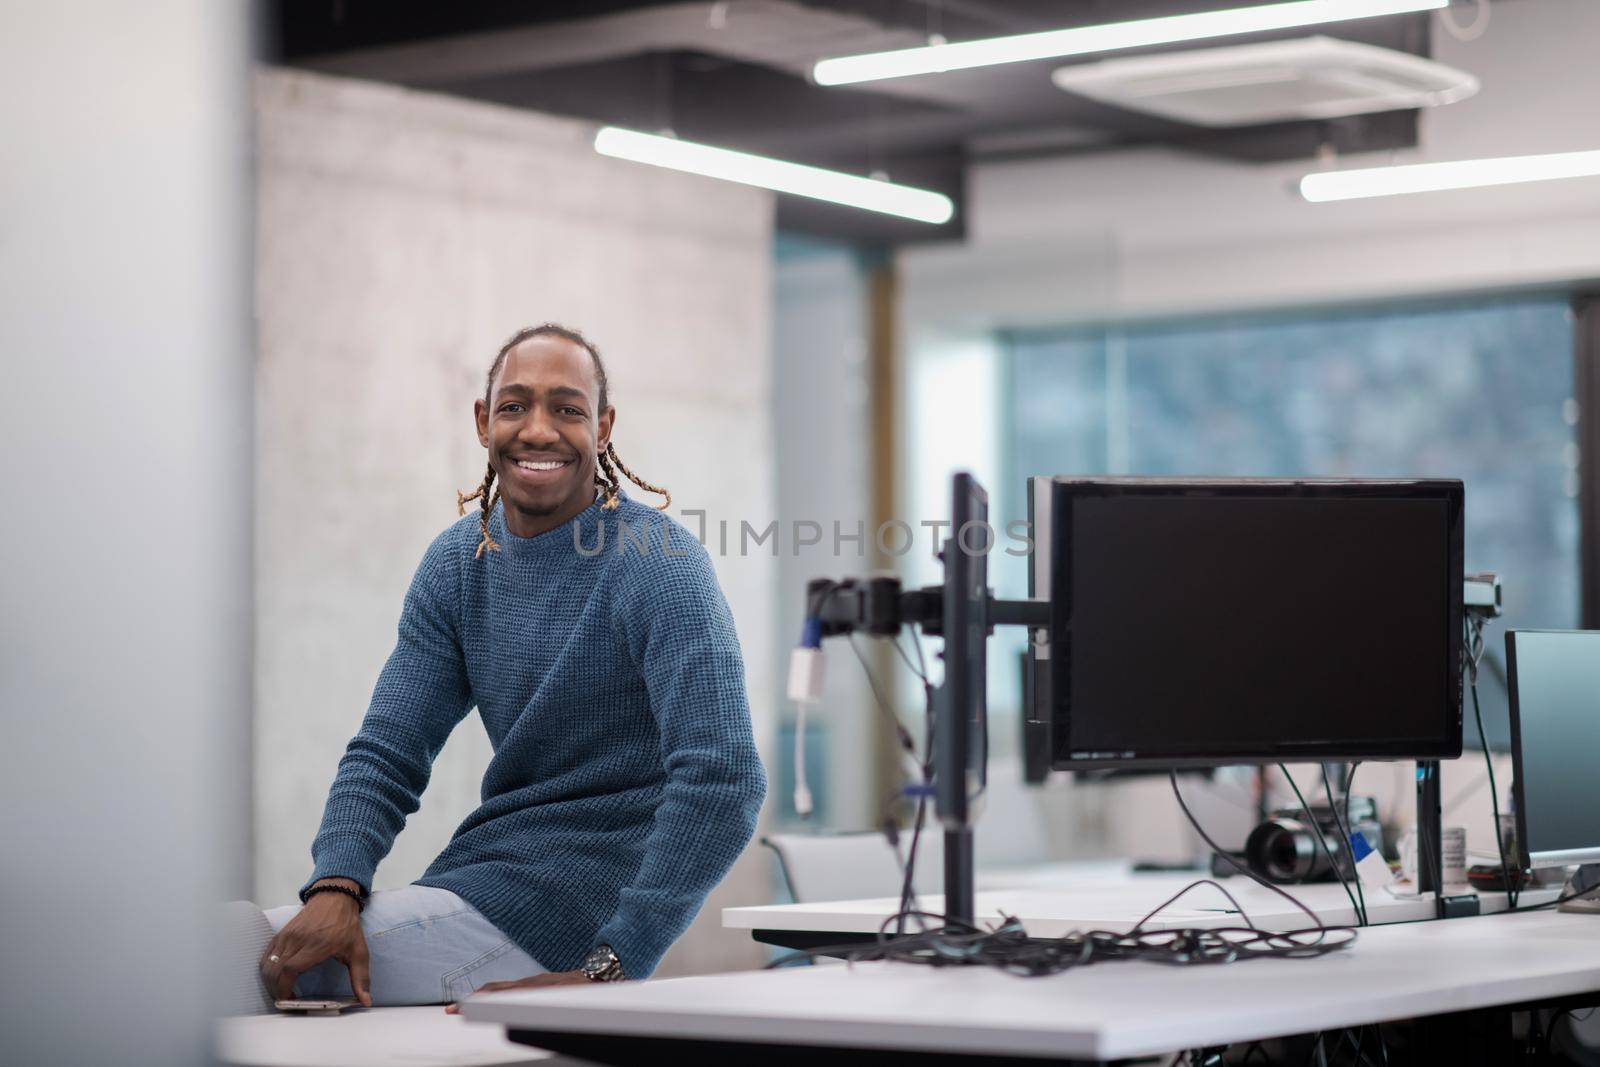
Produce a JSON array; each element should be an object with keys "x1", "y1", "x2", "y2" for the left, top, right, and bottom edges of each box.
[{"x1": 766, "y1": 878, "x2": 1357, "y2": 977}]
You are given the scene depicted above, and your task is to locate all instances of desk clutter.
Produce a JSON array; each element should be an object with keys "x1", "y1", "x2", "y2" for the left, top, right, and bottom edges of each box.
[
  {"x1": 671, "y1": 473, "x2": 1600, "y2": 1062},
  {"x1": 764, "y1": 875, "x2": 1358, "y2": 976},
  {"x1": 789, "y1": 475, "x2": 1600, "y2": 955}
]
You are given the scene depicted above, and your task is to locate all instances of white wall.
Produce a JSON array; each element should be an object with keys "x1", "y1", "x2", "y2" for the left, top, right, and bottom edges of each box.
[
  {"x1": 903, "y1": 0, "x2": 1600, "y2": 328},
  {"x1": 0, "y1": 4, "x2": 252, "y2": 1064},
  {"x1": 254, "y1": 67, "x2": 777, "y2": 976}
]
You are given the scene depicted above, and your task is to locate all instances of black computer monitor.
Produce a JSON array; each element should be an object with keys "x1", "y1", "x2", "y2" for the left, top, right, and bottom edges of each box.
[
  {"x1": 1506, "y1": 630, "x2": 1600, "y2": 870},
  {"x1": 1021, "y1": 649, "x2": 1214, "y2": 785},
  {"x1": 1024, "y1": 477, "x2": 1464, "y2": 769}
]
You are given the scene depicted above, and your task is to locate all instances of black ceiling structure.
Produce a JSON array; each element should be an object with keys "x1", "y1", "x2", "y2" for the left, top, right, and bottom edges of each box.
[{"x1": 270, "y1": 1, "x2": 1436, "y2": 247}]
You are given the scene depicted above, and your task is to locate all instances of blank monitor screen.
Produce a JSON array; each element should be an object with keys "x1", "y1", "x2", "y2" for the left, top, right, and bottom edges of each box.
[
  {"x1": 1036, "y1": 478, "x2": 1464, "y2": 767},
  {"x1": 1507, "y1": 630, "x2": 1600, "y2": 868}
]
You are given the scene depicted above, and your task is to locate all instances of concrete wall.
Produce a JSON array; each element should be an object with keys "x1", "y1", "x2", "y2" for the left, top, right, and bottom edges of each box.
[{"x1": 254, "y1": 67, "x2": 777, "y2": 976}]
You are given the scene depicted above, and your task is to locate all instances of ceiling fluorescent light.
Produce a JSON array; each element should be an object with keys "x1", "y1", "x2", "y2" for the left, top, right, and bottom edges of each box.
[
  {"x1": 1301, "y1": 149, "x2": 1600, "y2": 201},
  {"x1": 593, "y1": 127, "x2": 954, "y2": 224},
  {"x1": 812, "y1": 0, "x2": 1447, "y2": 86}
]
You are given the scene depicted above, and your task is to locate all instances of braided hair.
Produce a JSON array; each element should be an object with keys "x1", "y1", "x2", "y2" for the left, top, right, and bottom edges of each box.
[{"x1": 458, "y1": 324, "x2": 671, "y2": 557}]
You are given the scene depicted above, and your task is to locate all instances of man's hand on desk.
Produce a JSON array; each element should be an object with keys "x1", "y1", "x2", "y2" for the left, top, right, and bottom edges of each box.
[
  {"x1": 260, "y1": 877, "x2": 372, "y2": 1006},
  {"x1": 444, "y1": 971, "x2": 592, "y2": 1013}
]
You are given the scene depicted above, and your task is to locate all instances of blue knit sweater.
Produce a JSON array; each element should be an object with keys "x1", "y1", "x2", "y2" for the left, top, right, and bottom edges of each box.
[{"x1": 304, "y1": 494, "x2": 767, "y2": 978}]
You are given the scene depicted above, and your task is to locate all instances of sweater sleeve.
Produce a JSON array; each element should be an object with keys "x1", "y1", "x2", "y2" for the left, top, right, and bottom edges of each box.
[
  {"x1": 300, "y1": 527, "x2": 474, "y2": 897},
  {"x1": 599, "y1": 531, "x2": 768, "y2": 977}
]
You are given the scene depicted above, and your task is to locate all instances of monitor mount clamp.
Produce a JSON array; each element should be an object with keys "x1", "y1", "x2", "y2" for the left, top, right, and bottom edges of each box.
[
  {"x1": 1418, "y1": 572, "x2": 1507, "y2": 918},
  {"x1": 801, "y1": 573, "x2": 1047, "y2": 927}
]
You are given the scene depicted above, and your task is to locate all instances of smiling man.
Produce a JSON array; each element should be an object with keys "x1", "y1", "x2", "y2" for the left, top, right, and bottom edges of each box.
[{"x1": 259, "y1": 324, "x2": 767, "y2": 1007}]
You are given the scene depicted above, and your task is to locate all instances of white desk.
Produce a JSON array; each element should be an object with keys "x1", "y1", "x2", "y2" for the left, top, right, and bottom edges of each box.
[
  {"x1": 461, "y1": 910, "x2": 1600, "y2": 1063},
  {"x1": 727, "y1": 869, "x2": 1556, "y2": 943},
  {"x1": 214, "y1": 1006, "x2": 558, "y2": 1067}
]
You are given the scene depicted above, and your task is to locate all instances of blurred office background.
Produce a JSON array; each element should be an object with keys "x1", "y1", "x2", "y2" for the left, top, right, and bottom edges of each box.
[{"x1": 4, "y1": 1, "x2": 1599, "y2": 1062}]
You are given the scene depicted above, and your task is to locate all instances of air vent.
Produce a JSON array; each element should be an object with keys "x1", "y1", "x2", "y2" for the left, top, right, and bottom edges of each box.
[{"x1": 1051, "y1": 36, "x2": 1477, "y2": 128}]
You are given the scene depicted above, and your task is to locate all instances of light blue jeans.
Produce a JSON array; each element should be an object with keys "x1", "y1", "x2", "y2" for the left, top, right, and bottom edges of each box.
[{"x1": 264, "y1": 884, "x2": 546, "y2": 1005}]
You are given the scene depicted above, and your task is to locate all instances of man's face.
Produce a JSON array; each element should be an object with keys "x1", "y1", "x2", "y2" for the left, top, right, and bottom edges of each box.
[{"x1": 474, "y1": 335, "x2": 614, "y2": 524}]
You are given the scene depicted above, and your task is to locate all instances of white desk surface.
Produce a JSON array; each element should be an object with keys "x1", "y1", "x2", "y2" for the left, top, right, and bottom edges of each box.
[
  {"x1": 727, "y1": 865, "x2": 1558, "y2": 937},
  {"x1": 462, "y1": 910, "x2": 1600, "y2": 1061},
  {"x1": 214, "y1": 1006, "x2": 554, "y2": 1067}
]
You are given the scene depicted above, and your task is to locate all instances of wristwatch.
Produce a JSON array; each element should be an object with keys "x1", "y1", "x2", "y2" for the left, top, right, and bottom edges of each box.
[{"x1": 580, "y1": 944, "x2": 627, "y2": 982}]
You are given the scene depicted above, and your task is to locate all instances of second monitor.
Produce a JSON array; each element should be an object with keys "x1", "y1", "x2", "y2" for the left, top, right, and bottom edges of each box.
[
  {"x1": 1507, "y1": 629, "x2": 1600, "y2": 874},
  {"x1": 1024, "y1": 476, "x2": 1465, "y2": 771}
]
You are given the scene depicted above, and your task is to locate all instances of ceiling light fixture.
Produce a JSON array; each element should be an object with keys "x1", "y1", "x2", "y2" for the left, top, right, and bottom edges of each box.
[
  {"x1": 593, "y1": 127, "x2": 954, "y2": 224},
  {"x1": 812, "y1": 0, "x2": 1447, "y2": 86},
  {"x1": 1301, "y1": 148, "x2": 1600, "y2": 201}
]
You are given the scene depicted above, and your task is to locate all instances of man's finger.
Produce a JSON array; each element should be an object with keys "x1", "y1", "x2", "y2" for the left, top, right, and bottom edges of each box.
[
  {"x1": 259, "y1": 935, "x2": 295, "y2": 990},
  {"x1": 347, "y1": 946, "x2": 373, "y2": 1007},
  {"x1": 258, "y1": 941, "x2": 278, "y2": 975},
  {"x1": 271, "y1": 963, "x2": 303, "y2": 1002},
  {"x1": 271, "y1": 945, "x2": 327, "y2": 1001},
  {"x1": 445, "y1": 983, "x2": 497, "y2": 1016},
  {"x1": 259, "y1": 932, "x2": 289, "y2": 972}
]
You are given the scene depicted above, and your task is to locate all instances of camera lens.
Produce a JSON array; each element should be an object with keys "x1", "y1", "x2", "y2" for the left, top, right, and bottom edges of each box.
[{"x1": 1246, "y1": 819, "x2": 1330, "y2": 883}]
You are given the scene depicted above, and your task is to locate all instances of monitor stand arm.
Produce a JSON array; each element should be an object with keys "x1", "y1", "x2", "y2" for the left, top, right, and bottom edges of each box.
[
  {"x1": 940, "y1": 596, "x2": 1045, "y2": 928},
  {"x1": 1416, "y1": 760, "x2": 1446, "y2": 917},
  {"x1": 1414, "y1": 761, "x2": 1481, "y2": 918},
  {"x1": 808, "y1": 576, "x2": 1047, "y2": 928}
]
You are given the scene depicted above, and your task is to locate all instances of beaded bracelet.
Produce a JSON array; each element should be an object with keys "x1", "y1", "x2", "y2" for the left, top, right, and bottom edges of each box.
[{"x1": 301, "y1": 883, "x2": 368, "y2": 912}]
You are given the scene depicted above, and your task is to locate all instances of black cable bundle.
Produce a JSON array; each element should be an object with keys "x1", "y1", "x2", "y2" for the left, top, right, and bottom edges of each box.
[
  {"x1": 766, "y1": 763, "x2": 1358, "y2": 976},
  {"x1": 765, "y1": 876, "x2": 1357, "y2": 976}
]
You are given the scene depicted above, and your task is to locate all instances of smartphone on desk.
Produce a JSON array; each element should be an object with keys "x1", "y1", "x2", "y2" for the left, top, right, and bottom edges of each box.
[{"x1": 274, "y1": 996, "x2": 359, "y2": 1015}]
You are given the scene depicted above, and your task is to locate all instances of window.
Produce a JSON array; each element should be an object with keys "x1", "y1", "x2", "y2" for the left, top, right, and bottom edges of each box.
[
  {"x1": 937, "y1": 295, "x2": 1582, "y2": 749},
  {"x1": 1005, "y1": 296, "x2": 1580, "y2": 634}
]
